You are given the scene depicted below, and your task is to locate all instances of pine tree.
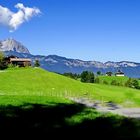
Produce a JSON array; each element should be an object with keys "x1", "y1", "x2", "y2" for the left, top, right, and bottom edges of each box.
[{"x1": 34, "y1": 60, "x2": 40, "y2": 67}]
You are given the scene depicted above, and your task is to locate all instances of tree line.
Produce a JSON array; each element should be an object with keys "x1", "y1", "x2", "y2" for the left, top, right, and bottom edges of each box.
[
  {"x1": 63, "y1": 71, "x2": 140, "y2": 90},
  {"x1": 63, "y1": 71, "x2": 95, "y2": 83}
]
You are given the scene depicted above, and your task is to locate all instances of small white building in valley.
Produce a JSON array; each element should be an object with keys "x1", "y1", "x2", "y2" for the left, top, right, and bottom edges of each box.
[{"x1": 115, "y1": 70, "x2": 125, "y2": 77}]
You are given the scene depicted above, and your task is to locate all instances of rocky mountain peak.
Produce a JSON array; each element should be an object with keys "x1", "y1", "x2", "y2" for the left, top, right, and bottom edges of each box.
[{"x1": 0, "y1": 38, "x2": 30, "y2": 54}]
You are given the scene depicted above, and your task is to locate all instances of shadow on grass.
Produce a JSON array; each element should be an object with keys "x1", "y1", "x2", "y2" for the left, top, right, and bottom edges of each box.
[{"x1": 0, "y1": 103, "x2": 140, "y2": 139}]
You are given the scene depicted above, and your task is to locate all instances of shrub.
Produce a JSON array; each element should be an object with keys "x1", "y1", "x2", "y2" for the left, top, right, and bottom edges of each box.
[
  {"x1": 8, "y1": 63, "x2": 15, "y2": 68},
  {"x1": 132, "y1": 79, "x2": 139, "y2": 89},
  {"x1": 125, "y1": 78, "x2": 140, "y2": 89},
  {"x1": 111, "y1": 80, "x2": 117, "y2": 86},
  {"x1": 97, "y1": 71, "x2": 101, "y2": 75},
  {"x1": 117, "y1": 82, "x2": 123, "y2": 86},
  {"x1": 34, "y1": 60, "x2": 40, "y2": 67},
  {"x1": 81, "y1": 71, "x2": 95, "y2": 83},
  {"x1": 125, "y1": 78, "x2": 132, "y2": 87},
  {"x1": 0, "y1": 61, "x2": 7, "y2": 70},
  {"x1": 103, "y1": 80, "x2": 108, "y2": 85},
  {"x1": 94, "y1": 77, "x2": 100, "y2": 83},
  {"x1": 0, "y1": 52, "x2": 7, "y2": 70},
  {"x1": 63, "y1": 73, "x2": 80, "y2": 80},
  {"x1": 106, "y1": 72, "x2": 113, "y2": 76}
]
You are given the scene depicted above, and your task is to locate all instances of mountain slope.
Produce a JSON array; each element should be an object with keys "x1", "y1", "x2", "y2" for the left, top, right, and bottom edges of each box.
[
  {"x1": 2, "y1": 38, "x2": 140, "y2": 78},
  {"x1": 4, "y1": 51, "x2": 140, "y2": 78}
]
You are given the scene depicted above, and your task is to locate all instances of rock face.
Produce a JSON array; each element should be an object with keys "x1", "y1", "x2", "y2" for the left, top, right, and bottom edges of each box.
[
  {"x1": 2, "y1": 38, "x2": 140, "y2": 78},
  {"x1": 0, "y1": 38, "x2": 30, "y2": 54}
]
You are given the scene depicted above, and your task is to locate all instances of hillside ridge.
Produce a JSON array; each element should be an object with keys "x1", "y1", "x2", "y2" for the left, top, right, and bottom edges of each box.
[{"x1": 2, "y1": 38, "x2": 140, "y2": 78}]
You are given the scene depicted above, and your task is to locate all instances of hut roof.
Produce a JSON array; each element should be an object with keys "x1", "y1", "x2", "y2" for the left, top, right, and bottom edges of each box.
[{"x1": 10, "y1": 58, "x2": 31, "y2": 62}]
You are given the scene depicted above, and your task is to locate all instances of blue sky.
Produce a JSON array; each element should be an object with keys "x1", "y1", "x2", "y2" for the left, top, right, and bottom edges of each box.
[{"x1": 0, "y1": 0, "x2": 140, "y2": 62}]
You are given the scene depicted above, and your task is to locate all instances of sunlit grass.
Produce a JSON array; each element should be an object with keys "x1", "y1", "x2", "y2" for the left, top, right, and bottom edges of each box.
[{"x1": 0, "y1": 68, "x2": 140, "y2": 107}]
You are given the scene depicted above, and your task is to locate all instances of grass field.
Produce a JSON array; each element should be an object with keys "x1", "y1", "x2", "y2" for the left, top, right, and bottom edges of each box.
[
  {"x1": 0, "y1": 68, "x2": 140, "y2": 138},
  {"x1": 0, "y1": 67, "x2": 140, "y2": 107},
  {"x1": 98, "y1": 75, "x2": 129, "y2": 84},
  {"x1": 98, "y1": 75, "x2": 140, "y2": 85}
]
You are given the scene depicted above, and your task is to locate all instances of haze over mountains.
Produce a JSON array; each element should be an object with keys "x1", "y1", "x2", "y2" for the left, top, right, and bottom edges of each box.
[{"x1": 1, "y1": 38, "x2": 140, "y2": 78}]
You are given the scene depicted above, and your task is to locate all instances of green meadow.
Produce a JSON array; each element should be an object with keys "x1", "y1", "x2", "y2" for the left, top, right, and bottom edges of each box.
[
  {"x1": 98, "y1": 75, "x2": 129, "y2": 84},
  {"x1": 0, "y1": 68, "x2": 140, "y2": 138},
  {"x1": 0, "y1": 68, "x2": 140, "y2": 107}
]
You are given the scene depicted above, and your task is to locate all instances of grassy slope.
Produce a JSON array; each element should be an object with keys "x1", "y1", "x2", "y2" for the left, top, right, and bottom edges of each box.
[
  {"x1": 0, "y1": 68, "x2": 140, "y2": 107},
  {"x1": 98, "y1": 75, "x2": 129, "y2": 84},
  {"x1": 98, "y1": 75, "x2": 140, "y2": 85},
  {"x1": 1, "y1": 68, "x2": 140, "y2": 138}
]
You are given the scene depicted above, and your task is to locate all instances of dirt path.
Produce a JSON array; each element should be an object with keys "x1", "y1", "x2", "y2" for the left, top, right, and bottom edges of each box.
[{"x1": 70, "y1": 98, "x2": 140, "y2": 118}]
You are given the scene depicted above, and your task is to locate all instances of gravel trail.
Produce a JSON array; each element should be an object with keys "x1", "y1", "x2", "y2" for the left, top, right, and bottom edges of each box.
[{"x1": 70, "y1": 98, "x2": 140, "y2": 118}]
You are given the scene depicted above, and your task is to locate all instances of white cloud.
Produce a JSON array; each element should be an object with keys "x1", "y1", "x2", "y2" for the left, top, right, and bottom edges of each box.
[{"x1": 0, "y1": 3, "x2": 41, "y2": 32}]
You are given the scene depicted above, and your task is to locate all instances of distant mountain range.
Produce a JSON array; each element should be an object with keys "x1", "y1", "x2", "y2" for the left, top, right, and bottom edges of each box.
[{"x1": 1, "y1": 38, "x2": 140, "y2": 78}]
